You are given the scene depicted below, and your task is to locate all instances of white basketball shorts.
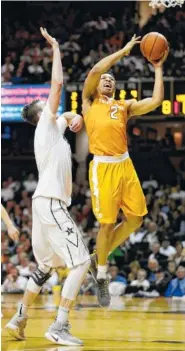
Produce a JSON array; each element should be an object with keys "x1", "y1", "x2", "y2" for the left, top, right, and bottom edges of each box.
[{"x1": 32, "y1": 197, "x2": 90, "y2": 269}]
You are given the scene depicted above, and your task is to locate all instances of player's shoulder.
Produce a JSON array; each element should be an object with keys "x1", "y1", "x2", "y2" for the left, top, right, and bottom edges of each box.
[{"x1": 113, "y1": 98, "x2": 136, "y2": 111}]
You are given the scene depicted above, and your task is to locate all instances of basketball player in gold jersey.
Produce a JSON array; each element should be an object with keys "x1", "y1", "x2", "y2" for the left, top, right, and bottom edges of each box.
[{"x1": 82, "y1": 35, "x2": 168, "y2": 306}]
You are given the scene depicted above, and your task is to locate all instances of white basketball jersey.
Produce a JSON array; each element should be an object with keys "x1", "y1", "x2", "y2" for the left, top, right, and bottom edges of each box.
[{"x1": 33, "y1": 102, "x2": 72, "y2": 206}]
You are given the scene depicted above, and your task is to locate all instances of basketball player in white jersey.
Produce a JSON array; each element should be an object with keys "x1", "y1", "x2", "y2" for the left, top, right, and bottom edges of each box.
[{"x1": 6, "y1": 28, "x2": 90, "y2": 346}]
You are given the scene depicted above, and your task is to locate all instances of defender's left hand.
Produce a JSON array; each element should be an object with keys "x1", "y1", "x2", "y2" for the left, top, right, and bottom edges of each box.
[
  {"x1": 69, "y1": 115, "x2": 83, "y2": 133},
  {"x1": 7, "y1": 225, "x2": 19, "y2": 242},
  {"x1": 40, "y1": 27, "x2": 59, "y2": 49}
]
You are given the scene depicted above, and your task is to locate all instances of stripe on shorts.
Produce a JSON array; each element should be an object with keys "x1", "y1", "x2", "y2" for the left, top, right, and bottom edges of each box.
[
  {"x1": 92, "y1": 161, "x2": 102, "y2": 219},
  {"x1": 50, "y1": 198, "x2": 74, "y2": 267}
]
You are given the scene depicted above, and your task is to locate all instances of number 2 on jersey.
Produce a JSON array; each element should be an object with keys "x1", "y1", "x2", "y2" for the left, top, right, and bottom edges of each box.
[{"x1": 110, "y1": 105, "x2": 118, "y2": 119}]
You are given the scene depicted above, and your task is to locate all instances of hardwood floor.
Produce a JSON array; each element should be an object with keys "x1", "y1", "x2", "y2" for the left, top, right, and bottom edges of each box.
[{"x1": 2, "y1": 294, "x2": 185, "y2": 351}]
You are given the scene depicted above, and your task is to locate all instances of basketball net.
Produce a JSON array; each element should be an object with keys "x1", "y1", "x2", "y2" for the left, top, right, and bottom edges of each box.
[{"x1": 149, "y1": 0, "x2": 184, "y2": 7}]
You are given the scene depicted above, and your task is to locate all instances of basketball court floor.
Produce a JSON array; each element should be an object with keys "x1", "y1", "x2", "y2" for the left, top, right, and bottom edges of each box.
[{"x1": 1, "y1": 294, "x2": 185, "y2": 351}]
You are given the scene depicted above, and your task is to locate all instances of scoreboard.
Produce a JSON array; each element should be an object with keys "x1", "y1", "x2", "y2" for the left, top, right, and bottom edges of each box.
[
  {"x1": 1, "y1": 79, "x2": 184, "y2": 122},
  {"x1": 1, "y1": 85, "x2": 65, "y2": 122}
]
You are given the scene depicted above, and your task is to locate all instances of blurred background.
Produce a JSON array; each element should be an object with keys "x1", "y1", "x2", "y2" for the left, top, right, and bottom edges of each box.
[{"x1": 1, "y1": 1, "x2": 185, "y2": 299}]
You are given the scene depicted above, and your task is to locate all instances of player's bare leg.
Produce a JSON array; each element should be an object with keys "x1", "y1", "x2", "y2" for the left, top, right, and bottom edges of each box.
[
  {"x1": 97, "y1": 224, "x2": 114, "y2": 267},
  {"x1": 5, "y1": 268, "x2": 51, "y2": 340},
  {"x1": 91, "y1": 224, "x2": 113, "y2": 307},
  {"x1": 45, "y1": 261, "x2": 90, "y2": 345},
  {"x1": 6, "y1": 260, "x2": 90, "y2": 345},
  {"x1": 108, "y1": 215, "x2": 143, "y2": 253},
  {"x1": 93, "y1": 216, "x2": 142, "y2": 307}
]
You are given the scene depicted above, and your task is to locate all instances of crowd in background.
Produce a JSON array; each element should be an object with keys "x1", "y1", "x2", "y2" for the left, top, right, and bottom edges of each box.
[
  {"x1": 1, "y1": 173, "x2": 185, "y2": 297},
  {"x1": 1, "y1": 2, "x2": 185, "y2": 85}
]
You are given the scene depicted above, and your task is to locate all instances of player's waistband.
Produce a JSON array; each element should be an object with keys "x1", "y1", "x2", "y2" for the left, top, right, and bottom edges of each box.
[{"x1": 93, "y1": 151, "x2": 129, "y2": 163}]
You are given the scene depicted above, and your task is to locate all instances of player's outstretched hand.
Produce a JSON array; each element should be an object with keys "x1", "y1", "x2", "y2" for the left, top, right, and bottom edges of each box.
[
  {"x1": 122, "y1": 34, "x2": 141, "y2": 56},
  {"x1": 7, "y1": 225, "x2": 19, "y2": 242},
  {"x1": 69, "y1": 114, "x2": 83, "y2": 133},
  {"x1": 149, "y1": 47, "x2": 169, "y2": 68},
  {"x1": 40, "y1": 27, "x2": 59, "y2": 49}
]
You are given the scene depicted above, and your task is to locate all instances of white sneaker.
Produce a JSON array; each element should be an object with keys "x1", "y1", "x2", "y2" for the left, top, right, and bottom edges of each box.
[
  {"x1": 45, "y1": 321, "x2": 83, "y2": 346},
  {"x1": 6, "y1": 313, "x2": 27, "y2": 340}
]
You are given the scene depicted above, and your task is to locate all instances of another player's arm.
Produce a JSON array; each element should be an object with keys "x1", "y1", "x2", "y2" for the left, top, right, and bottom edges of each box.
[
  {"x1": 61, "y1": 112, "x2": 83, "y2": 133},
  {"x1": 40, "y1": 27, "x2": 63, "y2": 118},
  {"x1": 127, "y1": 49, "x2": 169, "y2": 118},
  {"x1": 1, "y1": 204, "x2": 19, "y2": 241},
  {"x1": 82, "y1": 35, "x2": 141, "y2": 102}
]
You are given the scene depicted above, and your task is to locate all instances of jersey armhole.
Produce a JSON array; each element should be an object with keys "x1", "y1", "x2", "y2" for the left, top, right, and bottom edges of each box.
[
  {"x1": 82, "y1": 97, "x2": 92, "y2": 117},
  {"x1": 125, "y1": 99, "x2": 137, "y2": 119}
]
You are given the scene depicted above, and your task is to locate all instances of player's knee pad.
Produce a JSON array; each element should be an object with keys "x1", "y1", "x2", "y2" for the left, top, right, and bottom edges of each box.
[
  {"x1": 31, "y1": 266, "x2": 52, "y2": 287},
  {"x1": 26, "y1": 277, "x2": 42, "y2": 294},
  {"x1": 62, "y1": 259, "x2": 91, "y2": 300}
]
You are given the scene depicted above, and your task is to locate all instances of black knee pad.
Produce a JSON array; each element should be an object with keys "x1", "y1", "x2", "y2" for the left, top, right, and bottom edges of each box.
[{"x1": 31, "y1": 268, "x2": 52, "y2": 286}]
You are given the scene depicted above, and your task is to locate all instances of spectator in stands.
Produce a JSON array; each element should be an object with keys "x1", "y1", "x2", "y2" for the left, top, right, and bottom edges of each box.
[
  {"x1": 20, "y1": 47, "x2": 32, "y2": 64},
  {"x1": 108, "y1": 265, "x2": 127, "y2": 296},
  {"x1": 142, "y1": 175, "x2": 158, "y2": 190},
  {"x1": 79, "y1": 273, "x2": 96, "y2": 296},
  {"x1": 23, "y1": 173, "x2": 37, "y2": 193},
  {"x1": 17, "y1": 253, "x2": 33, "y2": 277},
  {"x1": 1, "y1": 252, "x2": 11, "y2": 283},
  {"x1": 174, "y1": 242, "x2": 185, "y2": 266},
  {"x1": 128, "y1": 261, "x2": 141, "y2": 282},
  {"x1": 149, "y1": 241, "x2": 167, "y2": 263},
  {"x1": 1, "y1": 267, "x2": 28, "y2": 293},
  {"x1": 147, "y1": 258, "x2": 160, "y2": 283},
  {"x1": 1, "y1": 181, "x2": 14, "y2": 202},
  {"x1": 130, "y1": 269, "x2": 150, "y2": 292},
  {"x1": 149, "y1": 268, "x2": 171, "y2": 296},
  {"x1": 167, "y1": 261, "x2": 177, "y2": 278},
  {"x1": 129, "y1": 226, "x2": 146, "y2": 245},
  {"x1": 27, "y1": 56, "x2": 44, "y2": 83},
  {"x1": 169, "y1": 185, "x2": 185, "y2": 200},
  {"x1": 144, "y1": 222, "x2": 159, "y2": 245},
  {"x1": 1, "y1": 71, "x2": 12, "y2": 85},
  {"x1": 1, "y1": 56, "x2": 15, "y2": 75},
  {"x1": 10, "y1": 245, "x2": 25, "y2": 265},
  {"x1": 61, "y1": 35, "x2": 81, "y2": 53},
  {"x1": 159, "y1": 238, "x2": 177, "y2": 258},
  {"x1": 165, "y1": 266, "x2": 185, "y2": 297},
  {"x1": 174, "y1": 206, "x2": 185, "y2": 240}
]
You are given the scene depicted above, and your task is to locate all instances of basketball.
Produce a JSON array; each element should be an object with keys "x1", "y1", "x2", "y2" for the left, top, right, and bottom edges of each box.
[{"x1": 140, "y1": 32, "x2": 168, "y2": 62}]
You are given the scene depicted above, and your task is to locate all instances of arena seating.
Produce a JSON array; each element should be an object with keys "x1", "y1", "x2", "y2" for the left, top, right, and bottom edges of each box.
[{"x1": 1, "y1": 2, "x2": 185, "y2": 84}]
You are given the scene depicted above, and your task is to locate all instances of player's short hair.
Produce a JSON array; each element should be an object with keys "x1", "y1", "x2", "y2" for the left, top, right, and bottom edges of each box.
[{"x1": 21, "y1": 99, "x2": 43, "y2": 126}]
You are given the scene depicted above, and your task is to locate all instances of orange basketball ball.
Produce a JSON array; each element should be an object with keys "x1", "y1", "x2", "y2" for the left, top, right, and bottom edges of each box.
[{"x1": 140, "y1": 32, "x2": 168, "y2": 61}]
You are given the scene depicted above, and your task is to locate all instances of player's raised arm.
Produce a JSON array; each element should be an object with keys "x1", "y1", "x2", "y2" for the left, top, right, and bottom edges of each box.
[
  {"x1": 82, "y1": 35, "x2": 141, "y2": 101},
  {"x1": 40, "y1": 27, "x2": 63, "y2": 116},
  {"x1": 1, "y1": 204, "x2": 19, "y2": 242},
  {"x1": 127, "y1": 49, "x2": 169, "y2": 118}
]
